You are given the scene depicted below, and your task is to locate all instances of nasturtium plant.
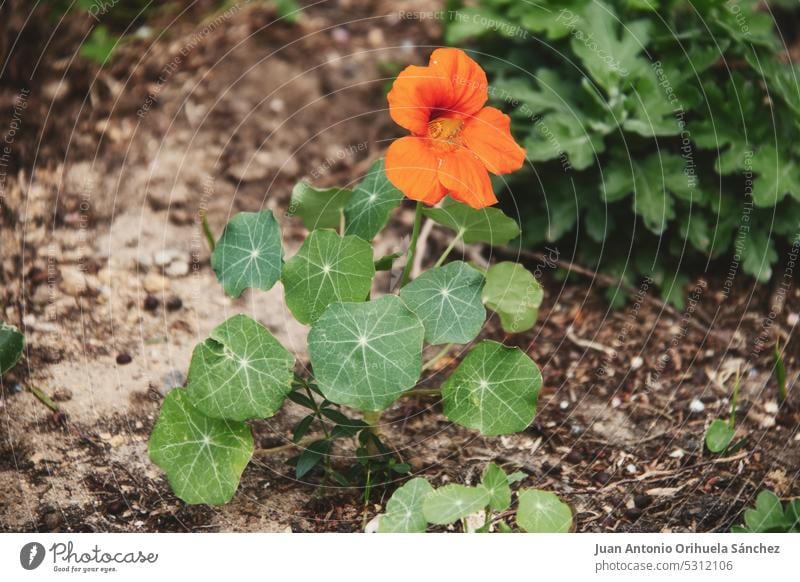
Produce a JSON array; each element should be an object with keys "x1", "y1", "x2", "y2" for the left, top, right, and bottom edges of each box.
[
  {"x1": 344, "y1": 159, "x2": 404, "y2": 240},
  {"x1": 733, "y1": 490, "x2": 800, "y2": 533},
  {"x1": 187, "y1": 315, "x2": 295, "y2": 421},
  {"x1": 442, "y1": 341, "x2": 542, "y2": 436},
  {"x1": 282, "y1": 229, "x2": 375, "y2": 324},
  {"x1": 400, "y1": 261, "x2": 486, "y2": 345},
  {"x1": 149, "y1": 389, "x2": 254, "y2": 505},
  {"x1": 423, "y1": 200, "x2": 521, "y2": 246},
  {"x1": 0, "y1": 322, "x2": 24, "y2": 376},
  {"x1": 307, "y1": 295, "x2": 424, "y2": 411},
  {"x1": 289, "y1": 182, "x2": 352, "y2": 230},
  {"x1": 149, "y1": 49, "x2": 547, "y2": 515},
  {"x1": 211, "y1": 210, "x2": 283, "y2": 297},
  {"x1": 516, "y1": 489, "x2": 573, "y2": 533},
  {"x1": 482, "y1": 262, "x2": 543, "y2": 333},
  {"x1": 373, "y1": 463, "x2": 572, "y2": 533}
]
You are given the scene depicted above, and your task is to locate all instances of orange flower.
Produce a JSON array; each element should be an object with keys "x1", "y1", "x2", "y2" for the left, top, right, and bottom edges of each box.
[{"x1": 385, "y1": 48, "x2": 526, "y2": 209}]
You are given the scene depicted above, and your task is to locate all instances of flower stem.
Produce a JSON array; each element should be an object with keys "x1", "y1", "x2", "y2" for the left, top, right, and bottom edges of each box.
[
  {"x1": 253, "y1": 434, "x2": 321, "y2": 455},
  {"x1": 199, "y1": 209, "x2": 216, "y2": 252},
  {"x1": 433, "y1": 229, "x2": 464, "y2": 269},
  {"x1": 401, "y1": 387, "x2": 441, "y2": 399},
  {"x1": 399, "y1": 202, "x2": 423, "y2": 287},
  {"x1": 422, "y1": 343, "x2": 454, "y2": 371}
]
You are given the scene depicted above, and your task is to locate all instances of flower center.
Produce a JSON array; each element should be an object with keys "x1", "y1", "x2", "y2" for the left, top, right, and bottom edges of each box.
[{"x1": 426, "y1": 117, "x2": 464, "y2": 151}]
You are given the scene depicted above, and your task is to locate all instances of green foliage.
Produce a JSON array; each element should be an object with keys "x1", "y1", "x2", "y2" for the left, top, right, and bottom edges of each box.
[
  {"x1": 516, "y1": 489, "x2": 573, "y2": 533},
  {"x1": 423, "y1": 484, "x2": 491, "y2": 525},
  {"x1": 0, "y1": 322, "x2": 24, "y2": 376},
  {"x1": 423, "y1": 199, "x2": 520, "y2": 245},
  {"x1": 732, "y1": 491, "x2": 800, "y2": 533},
  {"x1": 442, "y1": 340, "x2": 542, "y2": 435},
  {"x1": 80, "y1": 26, "x2": 119, "y2": 63},
  {"x1": 307, "y1": 295, "x2": 424, "y2": 411},
  {"x1": 481, "y1": 262, "x2": 543, "y2": 333},
  {"x1": 400, "y1": 261, "x2": 486, "y2": 345},
  {"x1": 704, "y1": 419, "x2": 735, "y2": 454},
  {"x1": 211, "y1": 211, "x2": 283, "y2": 297},
  {"x1": 373, "y1": 463, "x2": 572, "y2": 533},
  {"x1": 186, "y1": 315, "x2": 295, "y2": 421},
  {"x1": 150, "y1": 152, "x2": 543, "y2": 505},
  {"x1": 447, "y1": 0, "x2": 800, "y2": 297},
  {"x1": 378, "y1": 478, "x2": 434, "y2": 533},
  {"x1": 289, "y1": 182, "x2": 352, "y2": 230},
  {"x1": 282, "y1": 230, "x2": 375, "y2": 324},
  {"x1": 344, "y1": 159, "x2": 404, "y2": 241},
  {"x1": 149, "y1": 389, "x2": 254, "y2": 505}
]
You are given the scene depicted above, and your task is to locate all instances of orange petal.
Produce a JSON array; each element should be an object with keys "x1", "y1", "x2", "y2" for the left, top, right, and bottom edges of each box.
[
  {"x1": 438, "y1": 148, "x2": 497, "y2": 209},
  {"x1": 385, "y1": 137, "x2": 446, "y2": 205},
  {"x1": 387, "y1": 65, "x2": 453, "y2": 136},
  {"x1": 462, "y1": 107, "x2": 526, "y2": 175},
  {"x1": 428, "y1": 48, "x2": 488, "y2": 118}
]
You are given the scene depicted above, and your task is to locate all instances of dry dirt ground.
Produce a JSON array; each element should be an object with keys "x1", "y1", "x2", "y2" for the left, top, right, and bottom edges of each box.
[{"x1": 1, "y1": 1, "x2": 798, "y2": 533}]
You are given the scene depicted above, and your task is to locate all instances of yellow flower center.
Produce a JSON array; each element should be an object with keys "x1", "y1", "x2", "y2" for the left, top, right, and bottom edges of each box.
[{"x1": 427, "y1": 117, "x2": 464, "y2": 151}]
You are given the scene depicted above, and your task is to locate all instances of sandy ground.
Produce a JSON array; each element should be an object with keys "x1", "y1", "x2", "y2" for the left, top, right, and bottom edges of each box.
[{"x1": 1, "y1": 1, "x2": 798, "y2": 533}]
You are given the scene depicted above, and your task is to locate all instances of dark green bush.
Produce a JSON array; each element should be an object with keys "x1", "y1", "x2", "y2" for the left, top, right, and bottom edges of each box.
[{"x1": 446, "y1": 0, "x2": 800, "y2": 306}]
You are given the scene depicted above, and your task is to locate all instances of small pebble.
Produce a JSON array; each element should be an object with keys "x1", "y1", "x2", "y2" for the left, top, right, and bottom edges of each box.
[
  {"x1": 166, "y1": 296, "x2": 183, "y2": 311},
  {"x1": 116, "y1": 353, "x2": 133, "y2": 365},
  {"x1": 52, "y1": 388, "x2": 73, "y2": 402},
  {"x1": 565, "y1": 450, "x2": 583, "y2": 464},
  {"x1": 164, "y1": 261, "x2": 189, "y2": 278},
  {"x1": 631, "y1": 356, "x2": 643, "y2": 370},
  {"x1": 594, "y1": 471, "x2": 612, "y2": 485},
  {"x1": 624, "y1": 507, "x2": 643, "y2": 521},
  {"x1": 634, "y1": 494, "x2": 653, "y2": 508},
  {"x1": 570, "y1": 424, "x2": 584, "y2": 436},
  {"x1": 8, "y1": 382, "x2": 23, "y2": 395},
  {"x1": 688, "y1": 398, "x2": 705, "y2": 413},
  {"x1": 787, "y1": 312, "x2": 799, "y2": 326},
  {"x1": 625, "y1": 463, "x2": 638, "y2": 474},
  {"x1": 559, "y1": 400, "x2": 570, "y2": 410},
  {"x1": 143, "y1": 295, "x2": 159, "y2": 311}
]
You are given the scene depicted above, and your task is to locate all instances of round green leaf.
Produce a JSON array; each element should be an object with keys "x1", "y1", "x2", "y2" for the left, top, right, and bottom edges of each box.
[
  {"x1": 187, "y1": 314, "x2": 295, "y2": 421},
  {"x1": 282, "y1": 230, "x2": 375, "y2": 324},
  {"x1": 149, "y1": 389, "x2": 253, "y2": 505},
  {"x1": 211, "y1": 211, "x2": 283, "y2": 298},
  {"x1": 289, "y1": 182, "x2": 352, "y2": 230},
  {"x1": 422, "y1": 484, "x2": 490, "y2": 525},
  {"x1": 344, "y1": 159, "x2": 404, "y2": 240},
  {"x1": 378, "y1": 477, "x2": 434, "y2": 533},
  {"x1": 0, "y1": 322, "x2": 24, "y2": 376},
  {"x1": 482, "y1": 262, "x2": 543, "y2": 333},
  {"x1": 705, "y1": 419, "x2": 735, "y2": 453},
  {"x1": 516, "y1": 489, "x2": 572, "y2": 533},
  {"x1": 442, "y1": 340, "x2": 542, "y2": 436},
  {"x1": 400, "y1": 261, "x2": 486, "y2": 345},
  {"x1": 482, "y1": 463, "x2": 512, "y2": 512},
  {"x1": 744, "y1": 490, "x2": 787, "y2": 532},
  {"x1": 307, "y1": 295, "x2": 424, "y2": 411},
  {"x1": 422, "y1": 200, "x2": 520, "y2": 245}
]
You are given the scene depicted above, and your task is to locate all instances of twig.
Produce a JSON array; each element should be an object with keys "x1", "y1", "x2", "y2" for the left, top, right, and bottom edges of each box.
[
  {"x1": 565, "y1": 325, "x2": 616, "y2": 357},
  {"x1": 508, "y1": 248, "x2": 733, "y2": 344},
  {"x1": 253, "y1": 434, "x2": 322, "y2": 456}
]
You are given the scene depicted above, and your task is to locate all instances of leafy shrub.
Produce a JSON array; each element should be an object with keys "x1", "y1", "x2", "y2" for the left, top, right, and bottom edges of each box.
[{"x1": 446, "y1": 0, "x2": 800, "y2": 304}]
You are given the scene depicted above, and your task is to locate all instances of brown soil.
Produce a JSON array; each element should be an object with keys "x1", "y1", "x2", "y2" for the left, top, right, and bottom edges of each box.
[{"x1": 1, "y1": 1, "x2": 798, "y2": 533}]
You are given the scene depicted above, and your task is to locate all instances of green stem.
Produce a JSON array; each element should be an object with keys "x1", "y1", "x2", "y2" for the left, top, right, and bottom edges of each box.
[
  {"x1": 433, "y1": 229, "x2": 464, "y2": 269},
  {"x1": 422, "y1": 343, "x2": 454, "y2": 371},
  {"x1": 399, "y1": 203, "x2": 423, "y2": 288},
  {"x1": 253, "y1": 434, "x2": 321, "y2": 455},
  {"x1": 729, "y1": 365, "x2": 741, "y2": 429},
  {"x1": 401, "y1": 387, "x2": 441, "y2": 399},
  {"x1": 200, "y1": 210, "x2": 216, "y2": 252},
  {"x1": 27, "y1": 386, "x2": 60, "y2": 413}
]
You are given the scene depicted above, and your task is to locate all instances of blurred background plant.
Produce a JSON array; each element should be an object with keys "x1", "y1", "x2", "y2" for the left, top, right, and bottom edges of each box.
[{"x1": 445, "y1": 0, "x2": 800, "y2": 308}]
